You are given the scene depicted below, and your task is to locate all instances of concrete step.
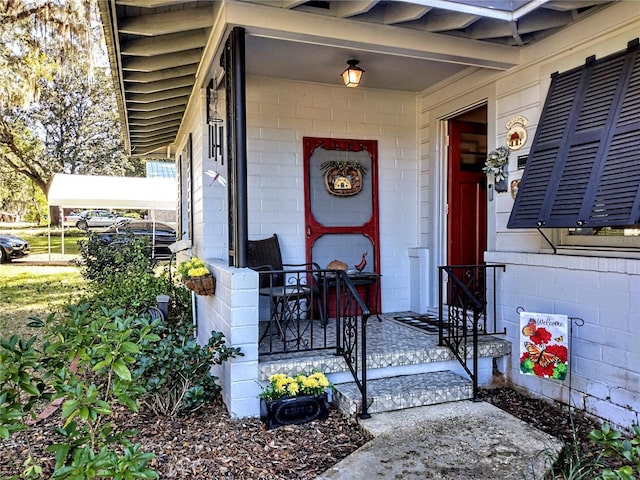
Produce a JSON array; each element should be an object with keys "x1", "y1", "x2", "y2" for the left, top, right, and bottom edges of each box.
[
  {"x1": 258, "y1": 333, "x2": 510, "y2": 382},
  {"x1": 333, "y1": 371, "x2": 473, "y2": 416}
]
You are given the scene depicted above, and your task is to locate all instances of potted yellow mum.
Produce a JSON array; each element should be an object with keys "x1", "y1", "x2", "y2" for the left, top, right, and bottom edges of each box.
[
  {"x1": 259, "y1": 370, "x2": 332, "y2": 429},
  {"x1": 178, "y1": 256, "x2": 216, "y2": 296}
]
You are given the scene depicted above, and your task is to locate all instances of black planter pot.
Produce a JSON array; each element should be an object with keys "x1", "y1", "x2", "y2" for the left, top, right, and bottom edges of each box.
[{"x1": 260, "y1": 393, "x2": 329, "y2": 430}]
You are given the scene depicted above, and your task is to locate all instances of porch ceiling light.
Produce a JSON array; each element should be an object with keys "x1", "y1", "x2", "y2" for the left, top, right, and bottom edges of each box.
[{"x1": 341, "y1": 59, "x2": 364, "y2": 87}]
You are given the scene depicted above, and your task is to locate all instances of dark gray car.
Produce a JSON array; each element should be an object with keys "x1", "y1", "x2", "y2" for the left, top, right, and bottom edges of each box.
[
  {"x1": 97, "y1": 220, "x2": 176, "y2": 259},
  {"x1": 0, "y1": 234, "x2": 30, "y2": 262}
]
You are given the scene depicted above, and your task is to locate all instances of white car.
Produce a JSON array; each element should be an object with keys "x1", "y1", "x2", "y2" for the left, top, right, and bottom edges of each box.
[{"x1": 70, "y1": 210, "x2": 128, "y2": 230}]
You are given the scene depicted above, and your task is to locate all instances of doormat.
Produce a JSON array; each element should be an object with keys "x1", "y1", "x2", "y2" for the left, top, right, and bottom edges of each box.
[{"x1": 392, "y1": 314, "x2": 447, "y2": 334}]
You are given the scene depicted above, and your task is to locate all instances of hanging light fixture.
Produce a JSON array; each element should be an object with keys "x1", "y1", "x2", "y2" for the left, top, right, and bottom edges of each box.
[{"x1": 341, "y1": 59, "x2": 364, "y2": 87}]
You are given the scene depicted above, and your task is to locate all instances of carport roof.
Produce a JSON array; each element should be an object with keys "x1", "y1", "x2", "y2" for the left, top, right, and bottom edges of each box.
[{"x1": 47, "y1": 173, "x2": 176, "y2": 211}]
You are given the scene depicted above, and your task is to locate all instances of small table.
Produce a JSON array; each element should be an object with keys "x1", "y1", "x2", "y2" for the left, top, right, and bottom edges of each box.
[
  {"x1": 259, "y1": 284, "x2": 313, "y2": 346},
  {"x1": 321, "y1": 271, "x2": 381, "y2": 322}
]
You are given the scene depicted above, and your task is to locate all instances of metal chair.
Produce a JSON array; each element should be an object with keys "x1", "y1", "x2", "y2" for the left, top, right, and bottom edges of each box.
[{"x1": 248, "y1": 234, "x2": 323, "y2": 347}]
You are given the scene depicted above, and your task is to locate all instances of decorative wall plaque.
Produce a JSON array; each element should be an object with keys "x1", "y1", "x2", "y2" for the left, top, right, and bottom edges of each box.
[
  {"x1": 510, "y1": 179, "x2": 521, "y2": 199},
  {"x1": 506, "y1": 116, "x2": 528, "y2": 151}
]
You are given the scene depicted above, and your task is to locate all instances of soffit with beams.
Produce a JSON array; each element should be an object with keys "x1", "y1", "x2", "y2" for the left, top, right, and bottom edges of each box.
[{"x1": 98, "y1": 0, "x2": 616, "y2": 157}]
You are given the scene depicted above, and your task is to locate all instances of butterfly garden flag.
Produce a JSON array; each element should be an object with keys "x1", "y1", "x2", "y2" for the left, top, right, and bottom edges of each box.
[{"x1": 520, "y1": 312, "x2": 569, "y2": 380}]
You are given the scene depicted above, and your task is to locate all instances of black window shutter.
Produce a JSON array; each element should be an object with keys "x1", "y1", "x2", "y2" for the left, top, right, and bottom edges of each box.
[{"x1": 508, "y1": 39, "x2": 640, "y2": 229}]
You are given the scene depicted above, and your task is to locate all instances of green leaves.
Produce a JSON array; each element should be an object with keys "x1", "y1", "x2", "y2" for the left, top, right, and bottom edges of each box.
[
  {"x1": 134, "y1": 323, "x2": 242, "y2": 416},
  {"x1": 0, "y1": 334, "x2": 47, "y2": 439},
  {"x1": 0, "y1": 227, "x2": 240, "y2": 478},
  {"x1": 112, "y1": 360, "x2": 132, "y2": 382},
  {"x1": 589, "y1": 422, "x2": 640, "y2": 480}
]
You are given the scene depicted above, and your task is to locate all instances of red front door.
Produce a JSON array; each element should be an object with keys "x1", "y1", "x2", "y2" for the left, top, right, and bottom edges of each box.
[{"x1": 447, "y1": 120, "x2": 487, "y2": 266}]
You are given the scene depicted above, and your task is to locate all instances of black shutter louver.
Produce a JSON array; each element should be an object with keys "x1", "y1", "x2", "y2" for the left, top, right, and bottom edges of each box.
[{"x1": 508, "y1": 39, "x2": 640, "y2": 229}]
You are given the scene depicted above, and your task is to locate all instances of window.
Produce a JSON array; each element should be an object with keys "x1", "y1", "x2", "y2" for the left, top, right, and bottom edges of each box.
[
  {"x1": 558, "y1": 226, "x2": 640, "y2": 250},
  {"x1": 508, "y1": 39, "x2": 640, "y2": 238}
]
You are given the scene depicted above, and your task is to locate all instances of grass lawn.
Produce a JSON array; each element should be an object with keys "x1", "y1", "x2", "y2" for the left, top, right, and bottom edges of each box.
[
  {"x1": 0, "y1": 264, "x2": 85, "y2": 340},
  {"x1": 1, "y1": 225, "x2": 87, "y2": 256},
  {"x1": 22, "y1": 227, "x2": 86, "y2": 256}
]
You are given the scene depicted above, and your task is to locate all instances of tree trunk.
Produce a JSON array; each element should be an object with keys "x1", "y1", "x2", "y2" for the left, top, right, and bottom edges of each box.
[{"x1": 49, "y1": 205, "x2": 61, "y2": 227}]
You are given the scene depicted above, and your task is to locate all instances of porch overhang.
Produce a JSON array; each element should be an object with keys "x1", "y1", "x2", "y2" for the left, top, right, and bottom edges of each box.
[{"x1": 98, "y1": 0, "x2": 614, "y2": 157}]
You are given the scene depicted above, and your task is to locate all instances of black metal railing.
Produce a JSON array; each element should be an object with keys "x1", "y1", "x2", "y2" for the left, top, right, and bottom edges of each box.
[
  {"x1": 438, "y1": 264, "x2": 506, "y2": 399},
  {"x1": 331, "y1": 270, "x2": 371, "y2": 419},
  {"x1": 258, "y1": 268, "x2": 371, "y2": 418}
]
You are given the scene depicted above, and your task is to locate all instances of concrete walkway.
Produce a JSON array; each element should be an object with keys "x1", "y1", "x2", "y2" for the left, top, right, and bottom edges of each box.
[{"x1": 317, "y1": 401, "x2": 563, "y2": 480}]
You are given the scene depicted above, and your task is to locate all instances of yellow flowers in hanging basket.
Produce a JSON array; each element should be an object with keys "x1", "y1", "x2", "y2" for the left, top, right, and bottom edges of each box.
[
  {"x1": 178, "y1": 256, "x2": 215, "y2": 296},
  {"x1": 178, "y1": 256, "x2": 209, "y2": 278}
]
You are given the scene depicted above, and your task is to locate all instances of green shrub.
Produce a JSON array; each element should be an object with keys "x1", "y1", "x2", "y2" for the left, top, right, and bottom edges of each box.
[
  {"x1": 134, "y1": 323, "x2": 241, "y2": 417},
  {"x1": 0, "y1": 230, "x2": 240, "y2": 478},
  {"x1": 76, "y1": 232, "x2": 156, "y2": 283},
  {"x1": 589, "y1": 422, "x2": 640, "y2": 480},
  {"x1": 2, "y1": 306, "x2": 161, "y2": 479},
  {"x1": 0, "y1": 335, "x2": 48, "y2": 440},
  {"x1": 75, "y1": 231, "x2": 190, "y2": 321}
]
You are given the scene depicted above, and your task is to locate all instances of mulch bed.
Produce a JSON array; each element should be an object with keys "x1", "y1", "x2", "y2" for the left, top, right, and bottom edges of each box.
[
  {"x1": 0, "y1": 397, "x2": 369, "y2": 480},
  {"x1": 1, "y1": 386, "x2": 628, "y2": 479}
]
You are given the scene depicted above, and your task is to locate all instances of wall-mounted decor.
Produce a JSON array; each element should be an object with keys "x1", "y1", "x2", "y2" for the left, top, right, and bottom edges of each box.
[
  {"x1": 178, "y1": 256, "x2": 216, "y2": 296},
  {"x1": 483, "y1": 146, "x2": 509, "y2": 193},
  {"x1": 510, "y1": 179, "x2": 521, "y2": 199},
  {"x1": 506, "y1": 115, "x2": 528, "y2": 151},
  {"x1": 320, "y1": 160, "x2": 366, "y2": 196},
  {"x1": 206, "y1": 78, "x2": 224, "y2": 163},
  {"x1": 517, "y1": 155, "x2": 528, "y2": 169}
]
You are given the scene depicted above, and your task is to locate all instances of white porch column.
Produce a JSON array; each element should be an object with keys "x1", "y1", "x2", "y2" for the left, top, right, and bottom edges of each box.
[
  {"x1": 197, "y1": 259, "x2": 261, "y2": 418},
  {"x1": 409, "y1": 247, "x2": 430, "y2": 314}
]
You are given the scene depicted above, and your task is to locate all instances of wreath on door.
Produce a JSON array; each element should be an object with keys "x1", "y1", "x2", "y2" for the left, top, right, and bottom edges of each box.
[{"x1": 320, "y1": 160, "x2": 366, "y2": 197}]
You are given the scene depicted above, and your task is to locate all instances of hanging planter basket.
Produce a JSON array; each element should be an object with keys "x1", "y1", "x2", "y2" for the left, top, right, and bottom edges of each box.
[{"x1": 184, "y1": 274, "x2": 216, "y2": 296}]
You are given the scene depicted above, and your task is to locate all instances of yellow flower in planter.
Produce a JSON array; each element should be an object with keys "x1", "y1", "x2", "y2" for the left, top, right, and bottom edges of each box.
[
  {"x1": 309, "y1": 371, "x2": 330, "y2": 388},
  {"x1": 286, "y1": 381, "x2": 300, "y2": 396},
  {"x1": 178, "y1": 256, "x2": 209, "y2": 279},
  {"x1": 259, "y1": 370, "x2": 332, "y2": 400},
  {"x1": 187, "y1": 266, "x2": 210, "y2": 277},
  {"x1": 260, "y1": 371, "x2": 332, "y2": 429},
  {"x1": 178, "y1": 256, "x2": 215, "y2": 296}
]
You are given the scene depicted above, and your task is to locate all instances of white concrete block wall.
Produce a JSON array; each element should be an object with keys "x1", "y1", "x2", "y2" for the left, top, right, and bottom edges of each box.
[
  {"x1": 416, "y1": 5, "x2": 640, "y2": 430},
  {"x1": 245, "y1": 76, "x2": 419, "y2": 313},
  {"x1": 197, "y1": 260, "x2": 262, "y2": 418},
  {"x1": 181, "y1": 78, "x2": 420, "y2": 417},
  {"x1": 486, "y1": 251, "x2": 640, "y2": 430}
]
